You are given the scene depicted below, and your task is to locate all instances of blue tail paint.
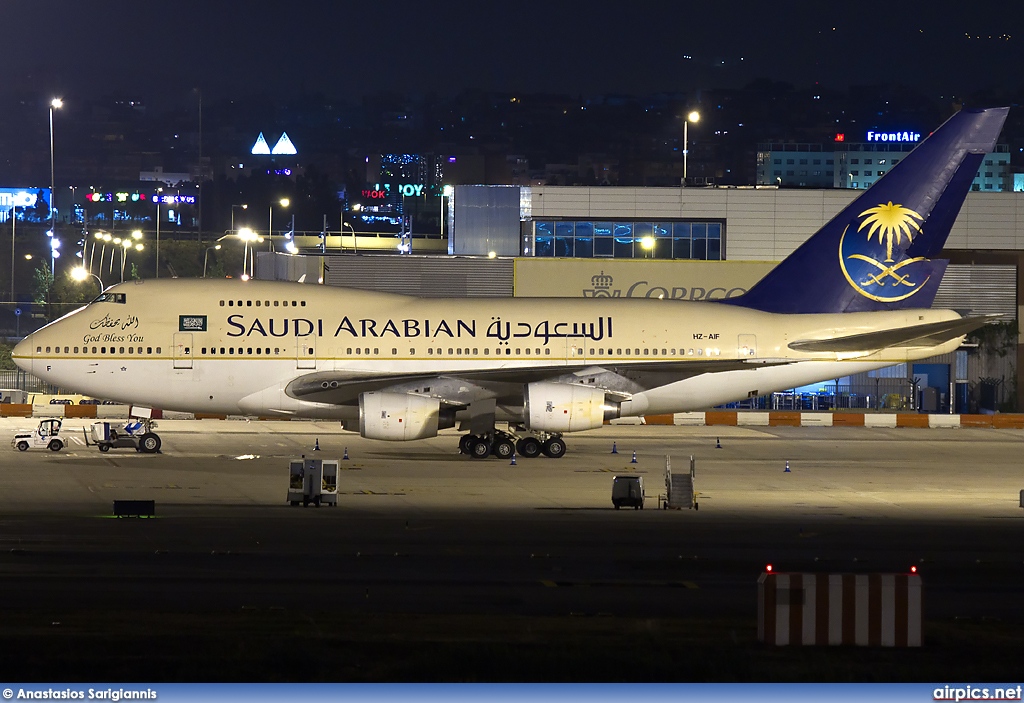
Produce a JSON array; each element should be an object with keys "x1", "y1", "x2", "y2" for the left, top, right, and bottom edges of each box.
[{"x1": 727, "y1": 108, "x2": 1009, "y2": 314}]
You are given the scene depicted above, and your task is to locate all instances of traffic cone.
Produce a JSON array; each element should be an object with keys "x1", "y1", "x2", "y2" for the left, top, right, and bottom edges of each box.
[
  {"x1": 784, "y1": 460, "x2": 791, "y2": 473},
  {"x1": 715, "y1": 437, "x2": 722, "y2": 449},
  {"x1": 343, "y1": 447, "x2": 349, "y2": 460},
  {"x1": 611, "y1": 441, "x2": 618, "y2": 454},
  {"x1": 630, "y1": 451, "x2": 638, "y2": 464},
  {"x1": 313, "y1": 438, "x2": 321, "y2": 451},
  {"x1": 510, "y1": 452, "x2": 517, "y2": 466}
]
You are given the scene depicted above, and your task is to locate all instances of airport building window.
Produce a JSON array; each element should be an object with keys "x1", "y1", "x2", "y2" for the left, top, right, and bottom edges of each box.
[{"x1": 532, "y1": 219, "x2": 723, "y2": 261}]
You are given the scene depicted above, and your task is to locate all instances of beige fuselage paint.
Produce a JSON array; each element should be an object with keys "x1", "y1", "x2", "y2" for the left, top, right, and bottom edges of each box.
[{"x1": 14, "y1": 279, "x2": 962, "y2": 421}]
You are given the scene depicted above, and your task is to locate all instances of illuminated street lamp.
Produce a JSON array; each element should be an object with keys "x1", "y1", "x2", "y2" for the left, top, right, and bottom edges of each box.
[
  {"x1": 237, "y1": 227, "x2": 261, "y2": 277},
  {"x1": 269, "y1": 198, "x2": 289, "y2": 251},
  {"x1": 203, "y1": 244, "x2": 222, "y2": 278},
  {"x1": 640, "y1": 235, "x2": 655, "y2": 258},
  {"x1": 231, "y1": 203, "x2": 248, "y2": 231},
  {"x1": 683, "y1": 110, "x2": 700, "y2": 184},
  {"x1": 71, "y1": 265, "x2": 104, "y2": 291},
  {"x1": 48, "y1": 98, "x2": 63, "y2": 271}
]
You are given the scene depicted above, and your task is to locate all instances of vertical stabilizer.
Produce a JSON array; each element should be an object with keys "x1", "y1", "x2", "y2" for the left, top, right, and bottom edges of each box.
[{"x1": 728, "y1": 107, "x2": 1009, "y2": 313}]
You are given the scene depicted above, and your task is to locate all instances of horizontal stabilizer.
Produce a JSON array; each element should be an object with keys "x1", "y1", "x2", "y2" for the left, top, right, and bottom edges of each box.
[{"x1": 788, "y1": 315, "x2": 997, "y2": 353}]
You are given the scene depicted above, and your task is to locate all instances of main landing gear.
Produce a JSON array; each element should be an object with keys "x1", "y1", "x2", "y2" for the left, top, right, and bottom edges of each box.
[{"x1": 459, "y1": 430, "x2": 566, "y2": 460}]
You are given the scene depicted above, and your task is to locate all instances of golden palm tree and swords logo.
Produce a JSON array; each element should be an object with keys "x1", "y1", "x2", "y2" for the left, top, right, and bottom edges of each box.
[{"x1": 838, "y1": 201, "x2": 932, "y2": 303}]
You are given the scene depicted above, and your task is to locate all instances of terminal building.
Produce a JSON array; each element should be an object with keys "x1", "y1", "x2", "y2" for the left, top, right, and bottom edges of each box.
[{"x1": 293, "y1": 183, "x2": 1024, "y2": 414}]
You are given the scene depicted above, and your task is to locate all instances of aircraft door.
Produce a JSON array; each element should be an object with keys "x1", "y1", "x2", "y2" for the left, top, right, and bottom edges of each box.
[
  {"x1": 566, "y1": 339, "x2": 587, "y2": 366},
  {"x1": 738, "y1": 334, "x2": 757, "y2": 358},
  {"x1": 297, "y1": 339, "x2": 316, "y2": 369},
  {"x1": 173, "y1": 333, "x2": 193, "y2": 369}
]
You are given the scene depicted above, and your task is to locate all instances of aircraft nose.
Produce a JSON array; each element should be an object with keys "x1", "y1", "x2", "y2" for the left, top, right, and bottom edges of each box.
[{"x1": 12, "y1": 334, "x2": 33, "y2": 373}]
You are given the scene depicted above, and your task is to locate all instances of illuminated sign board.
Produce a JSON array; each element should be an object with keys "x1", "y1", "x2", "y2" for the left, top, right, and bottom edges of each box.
[
  {"x1": 87, "y1": 192, "x2": 195, "y2": 204},
  {"x1": 866, "y1": 130, "x2": 920, "y2": 143},
  {"x1": 0, "y1": 187, "x2": 48, "y2": 209},
  {"x1": 360, "y1": 183, "x2": 426, "y2": 200}
]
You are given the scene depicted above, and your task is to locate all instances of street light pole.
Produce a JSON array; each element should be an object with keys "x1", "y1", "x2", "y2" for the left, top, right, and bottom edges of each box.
[
  {"x1": 155, "y1": 187, "x2": 162, "y2": 278},
  {"x1": 231, "y1": 204, "x2": 248, "y2": 232},
  {"x1": 203, "y1": 244, "x2": 221, "y2": 278},
  {"x1": 10, "y1": 205, "x2": 15, "y2": 302},
  {"x1": 683, "y1": 110, "x2": 700, "y2": 185},
  {"x1": 269, "y1": 198, "x2": 289, "y2": 251},
  {"x1": 48, "y1": 98, "x2": 62, "y2": 277}
]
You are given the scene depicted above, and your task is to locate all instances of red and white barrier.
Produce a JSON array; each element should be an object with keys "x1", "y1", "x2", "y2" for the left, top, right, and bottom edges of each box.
[{"x1": 758, "y1": 572, "x2": 922, "y2": 646}]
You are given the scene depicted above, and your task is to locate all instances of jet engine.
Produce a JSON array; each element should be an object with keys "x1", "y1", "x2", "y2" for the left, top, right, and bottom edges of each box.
[
  {"x1": 358, "y1": 392, "x2": 454, "y2": 441},
  {"x1": 524, "y1": 382, "x2": 619, "y2": 433}
]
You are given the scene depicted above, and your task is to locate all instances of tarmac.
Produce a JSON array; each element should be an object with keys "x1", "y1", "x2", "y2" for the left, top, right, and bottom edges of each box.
[{"x1": 1, "y1": 418, "x2": 1022, "y2": 680}]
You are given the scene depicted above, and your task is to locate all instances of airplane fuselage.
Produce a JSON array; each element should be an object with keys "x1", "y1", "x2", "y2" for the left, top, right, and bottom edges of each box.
[{"x1": 15, "y1": 279, "x2": 962, "y2": 421}]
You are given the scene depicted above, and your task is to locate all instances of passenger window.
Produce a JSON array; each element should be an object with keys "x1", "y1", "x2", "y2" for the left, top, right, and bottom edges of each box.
[
  {"x1": 301, "y1": 301, "x2": 306, "y2": 306},
  {"x1": 255, "y1": 301, "x2": 261, "y2": 306},
  {"x1": 256, "y1": 348, "x2": 261, "y2": 355},
  {"x1": 100, "y1": 347, "x2": 105, "y2": 353},
  {"x1": 46, "y1": 346, "x2": 51, "y2": 353},
  {"x1": 346, "y1": 348, "x2": 352, "y2": 354},
  {"x1": 74, "y1": 347, "x2": 79, "y2": 353},
  {"x1": 147, "y1": 347, "x2": 152, "y2": 354},
  {"x1": 156, "y1": 347, "x2": 162, "y2": 354},
  {"x1": 93, "y1": 347, "x2": 98, "y2": 353},
  {"x1": 428, "y1": 349, "x2": 433, "y2": 355},
  {"x1": 274, "y1": 301, "x2": 279, "y2": 307},
  {"x1": 392, "y1": 348, "x2": 397, "y2": 355},
  {"x1": 220, "y1": 300, "x2": 225, "y2": 306},
  {"x1": 247, "y1": 348, "x2": 252, "y2": 355},
  {"x1": 246, "y1": 301, "x2": 252, "y2": 307},
  {"x1": 410, "y1": 348, "x2": 416, "y2": 354},
  {"x1": 372, "y1": 348, "x2": 378, "y2": 355},
  {"x1": 128, "y1": 348, "x2": 134, "y2": 354},
  {"x1": 229, "y1": 301, "x2": 234, "y2": 306}
]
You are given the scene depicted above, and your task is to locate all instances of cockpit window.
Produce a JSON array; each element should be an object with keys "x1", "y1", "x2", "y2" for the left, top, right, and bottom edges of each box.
[{"x1": 92, "y1": 293, "x2": 127, "y2": 304}]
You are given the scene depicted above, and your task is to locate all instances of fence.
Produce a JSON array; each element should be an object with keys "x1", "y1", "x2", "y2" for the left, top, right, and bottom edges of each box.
[{"x1": 725, "y1": 381, "x2": 916, "y2": 412}]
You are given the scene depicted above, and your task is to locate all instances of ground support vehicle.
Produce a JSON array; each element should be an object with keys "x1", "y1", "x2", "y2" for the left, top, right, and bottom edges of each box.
[
  {"x1": 84, "y1": 420, "x2": 162, "y2": 453},
  {"x1": 12, "y1": 418, "x2": 65, "y2": 452}
]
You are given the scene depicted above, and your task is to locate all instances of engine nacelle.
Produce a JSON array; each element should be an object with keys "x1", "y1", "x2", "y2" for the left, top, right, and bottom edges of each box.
[
  {"x1": 524, "y1": 382, "x2": 618, "y2": 433},
  {"x1": 359, "y1": 392, "x2": 452, "y2": 441}
]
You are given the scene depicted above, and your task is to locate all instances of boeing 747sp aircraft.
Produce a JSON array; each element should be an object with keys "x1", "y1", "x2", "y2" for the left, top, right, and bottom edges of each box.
[{"x1": 14, "y1": 107, "x2": 1008, "y2": 458}]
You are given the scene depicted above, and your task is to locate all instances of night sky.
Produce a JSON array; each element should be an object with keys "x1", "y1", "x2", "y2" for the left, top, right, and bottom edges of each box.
[{"x1": 3, "y1": 1, "x2": 1018, "y2": 105}]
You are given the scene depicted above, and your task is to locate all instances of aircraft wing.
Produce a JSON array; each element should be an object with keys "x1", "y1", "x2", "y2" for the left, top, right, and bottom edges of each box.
[
  {"x1": 787, "y1": 315, "x2": 996, "y2": 353},
  {"x1": 285, "y1": 357, "x2": 796, "y2": 406}
]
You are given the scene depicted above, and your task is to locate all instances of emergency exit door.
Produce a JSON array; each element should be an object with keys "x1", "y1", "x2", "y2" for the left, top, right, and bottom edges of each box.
[{"x1": 173, "y1": 333, "x2": 193, "y2": 369}]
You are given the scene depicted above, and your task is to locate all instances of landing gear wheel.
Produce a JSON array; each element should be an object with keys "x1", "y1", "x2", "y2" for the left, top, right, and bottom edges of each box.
[
  {"x1": 140, "y1": 433, "x2": 161, "y2": 453},
  {"x1": 491, "y1": 437, "x2": 515, "y2": 460},
  {"x1": 542, "y1": 437, "x2": 566, "y2": 458},
  {"x1": 16, "y1": 441, "x2": 28, "y2": 452},
  {"x1": 48, "y1": 440, "x2": 62, "y2": 452},
  {"x1": 458, "y1": 434, "x2": 477, "y2": 455},
  {"x1": 469, "y1": 438, "x2": 492, "y2": 459},
  {"x1": 516, "y1": 436, "x2": 542, "y2": 458},
  {"x1": 98, "y1": 444, "x2": 110, "y2": 453}
]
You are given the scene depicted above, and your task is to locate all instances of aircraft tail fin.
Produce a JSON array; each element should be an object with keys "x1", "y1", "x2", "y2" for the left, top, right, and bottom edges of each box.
[{"x1": 727, "y1": 107, "x2": 1009, "y2": 313}]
